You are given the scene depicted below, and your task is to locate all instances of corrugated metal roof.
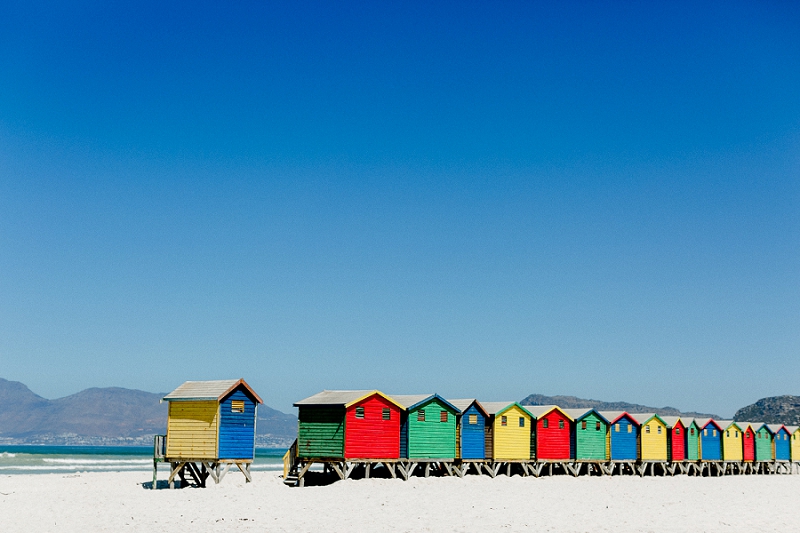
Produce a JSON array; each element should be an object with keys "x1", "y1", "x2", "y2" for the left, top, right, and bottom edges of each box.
[
  {"x1": 735, "y1": 421, "x2": 753, "y2": 431},
  {"x1": 293, "y1": 390, "x2": 377, "y2": 406},
  {"x1": 162, "y1": 379, "x2": 263, "y2": 403},
  {"x1": 716, "y1": 420, "x2": 735, "y2": 430},
  {"x1": 753, "y1": 423, "x2": 771, "y2": 433}
]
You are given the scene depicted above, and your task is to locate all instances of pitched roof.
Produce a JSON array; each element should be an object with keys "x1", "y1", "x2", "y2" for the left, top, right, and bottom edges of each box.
[
  {"x1": 753, "y1": 423, "x2": 772, "y2": 433},
  {"x1": 786, "y1": 425, "x2": 799, "y2": 434},
  {"x1": 163, "y1": 379, "x2": 263, "y2": 404},
  {"x1": 735, "y1": 421, "x2": 753, "y2": 432},
  {"x1": 481, "y1": 401, "x2": 533, "y2": 417},
  {"x1": 523, "y1": 405, "x2": 573, "y2": 421},
  {"x1": 628, "y1": 413, "x2": 662, "y2": 425},
  {"x1": 660, "y1": 416, "x2": 684, "y2": 428},
  {"x1": 768, "y1": 424, "x2": 788, "y2": 434},
  {"x1": 448, "y1": 399, "x2": 488, "y2": 417},
  {"x1": 390, "y1": 394, "x2": 459, "y2": 413},
  {"x1": 562, "y1": 408, "x2": 610, "y2": 423},
  {"x1": 293, "y1": 390, "x2": 401, "y2": 408},
  {"x1": 599, "y1": 411, "x2": 639, "y2": 426},
  {"x1": 699, "y1": 418, "x2": 723, "y2": 430}
]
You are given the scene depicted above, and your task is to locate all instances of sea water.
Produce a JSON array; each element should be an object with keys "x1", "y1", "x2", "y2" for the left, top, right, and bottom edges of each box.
[{"x1": 0, "y1": 445, "x2": 285, "y2": 475}]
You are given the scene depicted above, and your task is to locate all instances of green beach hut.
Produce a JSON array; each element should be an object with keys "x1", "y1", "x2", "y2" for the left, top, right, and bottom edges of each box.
[
  {"x1": 393, "y1": 394, "x2": 459, "y2": 459},
  {"x1": 684, "y1": 418, "x2": 701, "y2": 461},
  {"x1": 563, "y1": 408, "x2": 609, "y2": 461},
  {"x1": 754, "y1": 423, "x2": 774, "y2": 462}
]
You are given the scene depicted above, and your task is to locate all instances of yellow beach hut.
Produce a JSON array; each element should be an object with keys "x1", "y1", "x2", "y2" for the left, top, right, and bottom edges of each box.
[
  {"x1": 720, "y1": 421, "x2": 744, "y2": 462},
  {"x1": 481, "y1": 402, "x2": 533, "y2": 461},
  {"x1": 631, "y1": 413, "x2": 668, "y2": 461},
  {"x1": 789, "y1": 426, "x2": 800, "y2": 463}
]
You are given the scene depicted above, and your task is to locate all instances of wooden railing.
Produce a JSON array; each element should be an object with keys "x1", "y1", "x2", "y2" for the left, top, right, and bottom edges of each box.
[
  {"x1": 154, "y1": 434, "x2": 167, "y2": 460},
  {"x1": 283, "y1": 439, "x2": 298, "y2": 478}
]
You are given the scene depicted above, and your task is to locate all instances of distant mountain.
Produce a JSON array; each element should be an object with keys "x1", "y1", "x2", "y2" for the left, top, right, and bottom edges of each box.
[
  {"x1": 0, "y1": 378, "x2": 297, "y2": 446},
  {"x1": 520, "y1": 393, "x2": 719, "y2": 419},
  {"x1": 733, "y1": 395, "x2": 800, "y2": 426}
]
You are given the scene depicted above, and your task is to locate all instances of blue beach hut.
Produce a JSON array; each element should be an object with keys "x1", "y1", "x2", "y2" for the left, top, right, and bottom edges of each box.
[
  {"x1": 700, "y1": 419, "x2": 723, "y2": 461},
  {"x1": 602, "y1": 411, "x2": 639, "y2": 461},
  {"x1": 449, "y1": 399, "x2": 488, "y2": 460},
  {"x1": 770, "y1": 424, "x2": 791, "y2": 461}
]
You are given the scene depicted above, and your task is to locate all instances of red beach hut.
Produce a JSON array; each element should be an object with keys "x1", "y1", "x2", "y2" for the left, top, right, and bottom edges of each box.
[
  {"x1": 739, "y1": 422, "x2": 755, "y2": 462},
  {"x1": 525, "y1": 405, "x2": 573, "y2": 460},
  {"x1": 661, "y1": 416, "x2": 686, "y2": 461}
]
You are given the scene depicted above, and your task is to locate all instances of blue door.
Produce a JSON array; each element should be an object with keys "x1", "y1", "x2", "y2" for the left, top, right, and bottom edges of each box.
[
  {"x1": 610, "y1": 416, "x2": 637, "y2": 460},
  {"x1": 775, "y1": 430, "x2": 791, "y2": 460},
  {"x1": 700, "y1": 424, "x2": 721, "y2": 460},
  {"x1": 460, "y1": 405, "x2": 486, "y2": 459}
]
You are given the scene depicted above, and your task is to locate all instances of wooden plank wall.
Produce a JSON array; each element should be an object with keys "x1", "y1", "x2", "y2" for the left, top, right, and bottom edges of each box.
[{"x1": 166, "y1": 401, "x2": 219, "y2": 459}]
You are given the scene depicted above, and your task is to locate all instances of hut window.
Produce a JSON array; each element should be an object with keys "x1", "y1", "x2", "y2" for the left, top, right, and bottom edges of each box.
[
  {"x1": 543, "y1": 419, "x2": 549, "y2": 429},
  {"x1": 440, "y1": 411, "x2": 448, "y2": 423},
  {"x1": 231, "y1": 400, "x2": 245, "y2": 413},
  {"x1": 469, "y1": 414, "x2": 478, "y2": 425},
  {"x1": 501, "y1": 416, "x2": 507, "y2": 426},
  {"x1": 596, "y1": 421, "x2": 601, "y2": 431},
  {"x1": 757, "y1": 433, "x2": 761, "y2": 439},
  {"x1": 615, "y1": 424, "x2": 620, "y2": 432},
  {"x1": 582, "y1": 421, "x2": 587, "y2": 430},
  {"x1": 713, "y1": 430, "x2": 717, "y2": 437},
  {"x1": 519, "y1": 417, "x2": 525, "y2": 428},
  {"x1": 418, "y1": 410, "x2": 426, "y2": 422},
  {"x1": 690, "y1": 428, "x2": 695, "y2": 436},
  {"x1": 627, "y1": 425, "x2": 632, "y2": 433},
  {"x1": 559, "y1": 420, "x2": 564, "y2": 429},
  {"x1": 735, "y1": 431, "x2": 739, "y2": 438},
  {"x1": 657, "y1": 426, "x2": 662, "y2": 435},
  {"x1": 382, "y1": 408, "x2": 391, "y2": 420},
  {"x1": 356, "y1": 407, "x2": 365, "y2": 419},
  {"x1": 676, "y1": 428, "x2": 681, "y2": 435},
  {"x1": 646, "y1": 425, "x2": 650, "y2": 434},
  {"x1": 726, "y1": 430, "x2": 729, "y2": 437},
  {"x1": 704, "y1": 429, "x2": 708, "y2": 437}
]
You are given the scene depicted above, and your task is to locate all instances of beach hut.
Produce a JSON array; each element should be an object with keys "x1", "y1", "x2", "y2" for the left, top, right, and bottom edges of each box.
[
  {"x1": 754, "y1": 423, "x2": 774, "y2": 462},
  {"x1": 721, "y1": 421, "x2": 744, "y2": 462},
  {"x1": 162, "y1": 379, "x2": 263, "y2": 487},
  {"x1": 737, "y1": 422, "x2": 755, "y2": 463},
  {"x1": 449, "y1": 399, "x2": 488, "y2": 460},
  {"x1": 770, "y1": 424, "x2": 791, "y2": 461},
  {"x1": 481, "y1": 402, "x2": 533, "y2": 461},
  {"x1": 700, "y1": 420, "x2": 723, "y2": 461},
  {"x1": 631, "y1": 413, "x2": 668, "y2": 462},
  {"x1": 294, "y1": 390, "x2": 402, "y2": 460},
  {"x1": 601, "y1": 412, "x2": 640, "y2": 462},
  {"x1": 789, "y1": 426, "x2": 800, "y2": 462},
  {"x1": 660, "y1": 416, "x2": 686, "y2": 462},
  {"x1": 684, "y1": 419, "x2": 701, "y2": 461},
  {"x1": 392, "y1": 395, "x2": 458, "y2": 460},
  {"x1": 525, "y1": 405, "x2": 573, "y2": 461},
  {"x1": 563, "y1": 408, "x2": 609, "y2": 461}
]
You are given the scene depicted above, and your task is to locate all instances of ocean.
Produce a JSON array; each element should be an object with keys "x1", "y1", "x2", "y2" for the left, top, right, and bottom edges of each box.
[{"x1": 0, "y1": 445, "x2": 286, "y2": 475}]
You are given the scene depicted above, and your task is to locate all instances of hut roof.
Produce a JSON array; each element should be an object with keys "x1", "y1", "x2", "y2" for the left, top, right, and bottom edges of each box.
[
  {"x1": 162, "y1": 379, "x2": 263, "y2": 404},
  {"x1": 699, "y1": 419, "x2": 723, "y2": 430},
  {"x1": 391, "y1": 394, "x2": 459, "y2": 413},
  {"x1": 481, "y1": 402, "x2": 533, "y2": 417},
  {"x1": 735, "y1": 421, "x2": 754, "y2": 432},
  {"x1": 293, "y1": 390, "x2": 401, "y2": 408},
  {"x1": 659, "y1": 416, "x2": 684, "y2": 428},
  {"x1": 753, "y1": 423, "x2": 771, "y2": 433},
  {"x1": 523, "y1": 405, "x2": 573, "y2": 421},
  {"x1": 628, "y1": 413, "x2": 664, "y2": 426},
  {"x1": 448, "y1": 399, "x2": 488, "y2": 417},
  {"x1": 787, "y1": 425, "x2": 799, "y2": 434},
  {"x1": 768, "y1": 424, "x2": 788, "y2": 434},
  {"x1": 562, "y1": 408, "x2": 610, "y2": 423},
  {"x1": 599, "y1": 411, "x2": 640, "y2": 426}
]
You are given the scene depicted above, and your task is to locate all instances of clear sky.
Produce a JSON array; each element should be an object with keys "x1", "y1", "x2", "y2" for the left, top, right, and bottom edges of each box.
[{"x1": 1, "y1": 1, "x2": 798, "y2": 416}]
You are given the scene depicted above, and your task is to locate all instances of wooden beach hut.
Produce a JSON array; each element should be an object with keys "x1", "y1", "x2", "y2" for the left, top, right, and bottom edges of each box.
[
  {"x1": 563, "y1": 408, "x2": 609, "y2": 462},
  {"x1": 790, "y1": 426, "x2": 800, "y2": 462},
  {"x1": 481, "y1": 402, "x2": 533, "y2": 461},
  {"x1": 161, "y1": 379, "x2": 263, "y2": 487},
  {"x1": 392, "y1": 394, "x2": 458, "y2": 460},
  {"x1": 684, "y1": 419, "x2": 701, "y2": 461},
  {"x1": 449, "y1": 399, "x2": 488, "y2": 461},
  {"x1": 770, "y1": 424, "x2": 791, "y2": 461},
  {"x1": 601, "y1": 411, "x2": 640, "y2": 462},
  {"x1": 524, "y1": 405, "x2": 573, "y2": 461},
  {"x1": 631, "y1": 413, "x2": 668, "y2": 462},
  {"x1": 660, "y1": 416, "x2": 686, "y2": 462},
  {"x1": 738, "y1": 422, "x2": 755, "y2": 463},
  {"x1": 700, "y1": 419, "x2": 723, "y2": 461},
  {"x1": 754, "y1": 423, "x2": 774, "y2": 462},
  {"x1": 294, "y1": 390, "x2": 402, "y2": 460},
  {"x1": 720, "y1": 421, "x2": 744, "y2": 462}
]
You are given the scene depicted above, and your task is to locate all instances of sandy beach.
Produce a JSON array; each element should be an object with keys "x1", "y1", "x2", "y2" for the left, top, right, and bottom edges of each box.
[{"x1": 1, "y1": 470, "x2": 797, "y2": 532}]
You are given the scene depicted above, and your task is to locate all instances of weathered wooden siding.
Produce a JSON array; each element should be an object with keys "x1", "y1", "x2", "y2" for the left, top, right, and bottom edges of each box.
[
  {"x1": 534, "y1": 410, "x2": 571, "y2": 460},
  {"x1": 701, "y1": 424, "x2": 721, "y2": 461},
  {"x1": 754, "y1": 428, "x2": 773, "y2": 461},
  {"x1": 460, "y1": 404, "x2": 486, "y2": 460},
  {"x1": 493, "y1": 405, "x2": 531, "y2": 460},
  {"x1": 742, "y1": 427, "x2": 754, "y2": 462},
  {"x1": 218, "y1": 389, "x2": 256, "y2": 460},
  {"x1": 574, "y1": 413, "x2": 607, "y2": 460},
  {"x1": 345, "y1": 395, "x2": 400, "y2": 459},
  {"x1": 775, "y1": 429, "x2": 791, "y2": 461},
  {"x1": 669, "y1": 421, "x2": 685, "y2": 461},
  {"x1": 484, "y1": 421, "x2": 494, "y2": 459},
  {"x1": 640, "y1": 418, "x2": 667, "y2": 461},
  {"x1": 685, "y1": 422, "x2": 700, "y2": 461},
  {"x1": 298, "y1": 406, "x2": 344, "y2": 458},
  {"x1": 405, "y1": 398, "x2": 456, "y2": 459},
  {"x1": 721, "y1": 425, "x2": 743, "y2": 461},
  {"x1": 166, "y1": 401, "x2": 219, "y2": 459},
  {"x1": 609, "y1": 416, "x2": 637, "y2": 461}
]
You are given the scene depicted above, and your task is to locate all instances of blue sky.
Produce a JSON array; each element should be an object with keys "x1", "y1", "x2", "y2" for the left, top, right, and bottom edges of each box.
[{"x1": 1, "y1": 1, "x2": 798, "y2": 416}]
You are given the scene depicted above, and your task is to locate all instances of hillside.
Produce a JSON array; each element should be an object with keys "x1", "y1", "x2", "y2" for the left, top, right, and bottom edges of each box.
[
  {"x1": 520, "y1": 393, "x2": 718, "y2": 419},
  {"x1": 0, "y1": 378, "x2": 297, "y2": 446},
  {"x1": 733, "y1": 395, "x2": 800, "y2": 425}
]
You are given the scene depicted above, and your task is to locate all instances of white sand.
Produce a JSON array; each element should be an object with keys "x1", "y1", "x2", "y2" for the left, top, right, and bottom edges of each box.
[{"x1": 1, "y1": 470, "x2": 797, "y2": 532}]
